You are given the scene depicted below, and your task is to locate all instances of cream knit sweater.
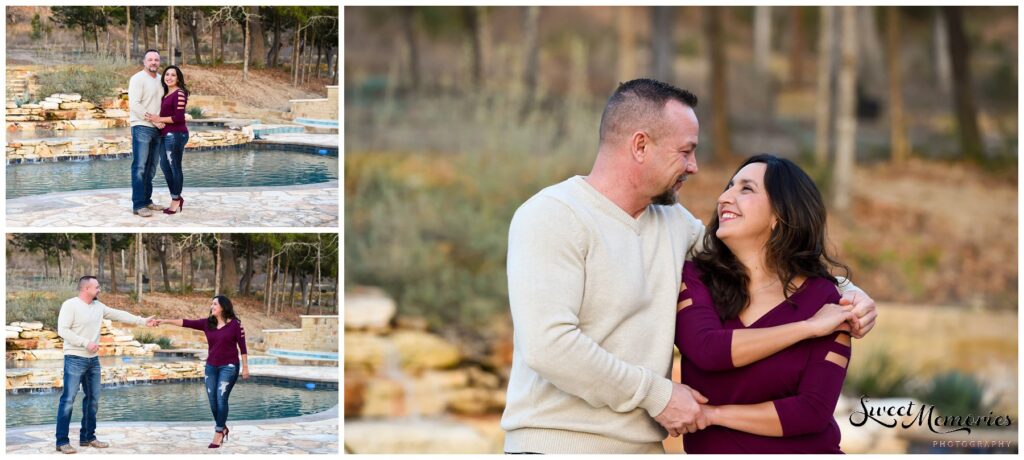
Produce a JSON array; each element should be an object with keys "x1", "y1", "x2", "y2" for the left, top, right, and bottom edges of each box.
[{"x1": 501, "y1": 176, "x2": 705, "y2": 454}]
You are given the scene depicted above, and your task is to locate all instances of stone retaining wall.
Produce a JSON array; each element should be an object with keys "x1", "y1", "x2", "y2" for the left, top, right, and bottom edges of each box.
[
  {"x1": 6, "y1": 320, "x2": 157, "y2": 361},
  {"x1": 6, "y1": 129, "x2": 254, "y2": 163},
  {"x1": 261, "y1": 315, "x2": 338, "y2": 354},
  {"x1": 6, "y1": 361, "x2": 204, "y2": 392},
  {"x1": 286, "y1": 86, "x2": 338, "y2": 120}
]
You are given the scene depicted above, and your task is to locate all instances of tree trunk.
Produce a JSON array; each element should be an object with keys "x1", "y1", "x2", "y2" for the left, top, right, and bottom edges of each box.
[
  {"x1": 249, "y1": 6, "x2": 265, "y2": 67},
  {"x1": 932, "y1": 9, "x2": 952, "y2": 96},
  {"x1": 242, "y1": 7, "x2": 250, "y2": 79},
  {"x1": 617, "y1": 6, "x2": 637, "y2": 83},
  {"x1": 289, "y1": 269, "x2": 297, "y2": 308},
  {"x1": 264, "y1": 252, "x2": 275, "y2": 315},
  {"x1": 814, "y1": 6, "x2": 835, "y2": 166},
  {"x1": 650, "y1": 6, "x2": 674, "y2": 83},
  {"x1": 942, "y1": 6, "x2": 983, "y2": 161},
  {"x1": 180, "y1": 243, "x2": 186, "y2": 291},
  {"x1": 833, "y1": 6, "x2": 858, "y2": 213},
  {"x1": 400, "y1": 7, "x2": 420, "y2": 91},
  {"x1": 188, "y1": 9, "x2": 203, "y2": 65},
  {"x1": 520, "y1": 6, "x2": 540, "y2": 117},
  {"x1": 108, "y1": 236, "x2": 117, "y2": 293},
  {"x1": 787, "y1": 7, "x2": 806, "y2": 87},
  {"x1": 167, "y1": 6, "x2": 175, "y2": 66},
  {"x1": 241, "y1": 241, "x2": 254, "y2": 295},
  {"x1": 706, "y1": 7, "x2": 731, "y2": 163},
  {"x1": 156, "y1": 237, "x2": 170, "y2": 292},
  {"x1": 214, "y1": 236, "x2": 223, "y2": 296},
  {"x1": 292, "y1": 19, "x2": 301, "y2": 86},
  {"x1": 269, "y1": 24, "x2": 281, "y2": 67},
  {"x1": 463, "y1": 6, "x2": 483, "y2": 88},
  {"x1": 753, "y1": 6, "x2": 772, "y2": 116},
  {"x1": 135, "y1": 234, "x2": 144, "y2": 305},
  {"x1": 219, "y1": 22, "x2": 225, "y2": 63},
  {"x1": 91, "y1": 234, "x2": 97, "y2": 275},
  {"x1": 126, "y1": 6, "x2": 131, "y2": 62},
  {"x1": 220, "y1": 242, "x2": 239, "y2": 296},
  {"x1": 857, "y1": 6, "x2": 885, "y2": 100},
  {"x1": 886, "y1": 7, "x2": 909, "y2": 164}
]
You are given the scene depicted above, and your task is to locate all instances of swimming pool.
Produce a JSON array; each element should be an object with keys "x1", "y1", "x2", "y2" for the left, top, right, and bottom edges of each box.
[
  {"x1": 7, "y1": 147, "x2": 338, "y2": 198},
  {"x1": 7, "y1": 124, "x2": 223, "y2": 141},
  {"x1": 6, "y1": 379, "x2": 338, "y2": 427}
]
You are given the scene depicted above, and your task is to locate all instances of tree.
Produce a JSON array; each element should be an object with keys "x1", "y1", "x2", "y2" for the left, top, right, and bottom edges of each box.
[
  {"x1": 650, "y1": 6, "x2": 674, "y2": 83},
  {"x1": 886, "y1": 7, "x2": 910, "y2": 164},
  {"x1": 753, "y1": 6, "x2": 773, "y2": 116},
  {"x1": 706, "y1": 7, "x2": 731, "y2": 163},
  {"x1": 248, "y1": 6, "x2": 266, "y2": 68},
  {"x1": 135, "y1": 233, "x2": 144, "y2": 304},
  {"x1": 616, "y1": 6, "x2": 638, "y2": 83},
  {"x1": 400, "y1": 7, "x2": 420, "y2": 90},
  {"x1": 787, "y1": 7, "x2": 807, "y2": 87},
  {"x1": 814, "y1": 6, "x2": 836, "y2": 166},
  {"x1": 942, "y1": 6, "x2": 984, "y2": 161},
  {"x1": 833, "y1": 6, "x2": 858, "y2": 213},
  {"x1": 50, "y1": 6, "x2": 111, "y2": 53},
  {"x1": 520, "y1": 6, "x2": 540, "y2": 117}
]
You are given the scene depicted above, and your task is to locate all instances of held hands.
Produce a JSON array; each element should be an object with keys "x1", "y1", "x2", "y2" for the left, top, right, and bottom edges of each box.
[
  {"x1": 840, "y1": 290, "x2": 878, "y2": 339},
  {"x1": 145, "y1": 316, "x2": 159, "y2": 327},
  {"x1": 654, "y1": 383, "x2": 710, "y2": 437},
  {"x1": 805, "y1": 303, "x2": 858, "y2": 337}
]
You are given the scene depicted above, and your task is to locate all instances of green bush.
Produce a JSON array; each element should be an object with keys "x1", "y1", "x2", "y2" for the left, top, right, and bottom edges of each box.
[
  {"x1": 6, "y1": 292, "x2": 71, "y2": 331},
  {"x1": 915, "y1": 371, "x2": 994, "y2": 417},
  {"x1": 35, "y1": 65, "x2": 123, "y2": 104},
  {"x1": 134, "y1": 332, "x2": 174, "y2": 350},
  {"x1": 345, "y1": 93, "x2": 596, "y2": 339},
  {"x1": 187, "y1": 106, "x2": 205, "y2": 119},
  {"x1": 843, "y1": 350, "x2": 913, "y2": 399}
]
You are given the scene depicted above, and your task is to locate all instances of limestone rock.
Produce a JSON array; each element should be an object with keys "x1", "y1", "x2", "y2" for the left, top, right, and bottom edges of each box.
[
  {"x1": 345, "y1": 289, "x2": 396, "y2": 332},
  {"x1": 345, "y1": 419, "x2": 491, "y2": 454},
  {"x1": 20, "y1": 330, "x2": 58, "y2": 339},
  {"x1": 392, "y1": 330, "x2": 461, "y2": 371}
]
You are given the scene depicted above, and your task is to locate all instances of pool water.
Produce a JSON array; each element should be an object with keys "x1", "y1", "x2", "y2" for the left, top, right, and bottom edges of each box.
[
  {"x1": 7, "y1": 148, "x2": 338, "y2": 198},
  {"x1": 6, "y1": 380, "x2": 337, "y2": 427},
  {"x1": 7, "y1": 124, "x2": 223, "y2": 141}
]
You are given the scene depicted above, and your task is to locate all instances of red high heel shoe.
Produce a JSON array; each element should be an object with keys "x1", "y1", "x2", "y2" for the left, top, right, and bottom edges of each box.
[
  {"x1": 163, "y1": 197, "x2": 184, "y2": 215},
  {"x1": 223, "y1": 426, "x2": 229, "y2": 443},
  {"x1": 208, "y1": 430, "x2": 224, "y2": 449}
]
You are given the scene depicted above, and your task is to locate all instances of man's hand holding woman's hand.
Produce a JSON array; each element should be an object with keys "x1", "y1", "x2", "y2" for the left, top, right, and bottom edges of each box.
[{"x1": 655, "y1": 383, "x2": 710, "y2": 437}]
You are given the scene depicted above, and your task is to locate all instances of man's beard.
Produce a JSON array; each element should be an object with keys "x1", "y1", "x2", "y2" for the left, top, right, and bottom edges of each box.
[{"x1": 652, "y1": 174, "x2": 688, "y2": 206}]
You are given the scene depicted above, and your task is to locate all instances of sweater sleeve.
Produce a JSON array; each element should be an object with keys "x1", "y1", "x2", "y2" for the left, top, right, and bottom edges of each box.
[
  {"x1": 181, "y1": 318, "x2": 207, "y2": 331},
  {"x1": 507, "y1": 196, "x2": 674, "y2": 417},
  {"x1": 772, "y1": 331, "x2": 852, "y2": 436},
  {"x1": 171, "y1": 91, "x2": 187, "y2": 124},
  {"x1": 236, "y1": 322, "x2": 248, "y2": 355},
  {"x1": 101, "y1": 304, "x2": 148, "y2": 326},
  {"x1": 674, "y1": 262, "x2": 735, "y2": 371}
]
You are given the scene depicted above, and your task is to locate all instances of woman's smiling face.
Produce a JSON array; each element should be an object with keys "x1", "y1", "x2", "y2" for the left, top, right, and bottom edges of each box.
[{"x1": 715, "y1": 162, "x2": 775, "y2": 245}]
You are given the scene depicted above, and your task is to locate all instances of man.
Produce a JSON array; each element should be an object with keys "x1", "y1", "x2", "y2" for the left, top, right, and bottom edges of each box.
[
  {"x1": 55, "y1": 276, "x2": 157, "y2": 454},
  {"x1": 128, "y1": 49, "x2": 167, "y2": 217},
  {"x1": 502, "y1": 79, "x2": 879, "y2": 454}
]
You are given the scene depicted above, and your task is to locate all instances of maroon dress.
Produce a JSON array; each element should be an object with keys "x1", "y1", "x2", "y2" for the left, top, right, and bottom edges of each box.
[{"x1": 675, "y1": 260, "x2": 851, "y2": 454}]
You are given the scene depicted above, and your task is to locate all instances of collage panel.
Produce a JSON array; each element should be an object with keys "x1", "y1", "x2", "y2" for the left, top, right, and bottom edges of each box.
[
  {"x1": 5, "y1": 232, "x2": 339, "y2": 454},
  {"x1": 343, "y1": 5, "x2": 1018, "y2": 455},
  {"x1": 5, "y1": 5, "x2": 339, "y2": 228}
]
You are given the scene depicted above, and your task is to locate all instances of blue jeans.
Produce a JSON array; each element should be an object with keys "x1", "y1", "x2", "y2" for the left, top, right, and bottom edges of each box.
[
  {"x1": 204, "y1": 363, "x2": 239, "y2": 432},
  {"x1": 55, "y1": 355, "x2": 101, "y2": 447},
  {"x1": 159, "y1": 131, "x2": 188, "y2": 199},
  {"x1": 130, "y1": 125, "x2": 162, "y2": 211}
]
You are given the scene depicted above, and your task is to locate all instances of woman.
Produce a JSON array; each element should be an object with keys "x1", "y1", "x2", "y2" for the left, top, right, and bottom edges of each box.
[
  {"x1": 674, "y1": 154, "x2": 855, "y2": 453},
  {"x1": 144, "y1": 65, "x2": 189, "y2": 214},
  {"x1": 156, "y1": 296, "x2": 248, "y2": 449}
]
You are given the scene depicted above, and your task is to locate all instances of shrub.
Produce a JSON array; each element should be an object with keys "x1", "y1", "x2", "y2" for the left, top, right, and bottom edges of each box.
[
  {"x1": 6, "y1": 291, "x2": 70, "y2": 331},
  {"x1": 843, "y1": 350, "x2": 913, "y2": 399},
  {"x1": 35, "y1": 64, "x2": 123, "y2": 105},
  {"x1": 187, "y1": 106, "x2": 205, "y2": 119},
  {"x1": 915, "y1": 371, "x2": 994, "y2": 417},
  {"x1": 134, "y1": 332, "x2": 174, "y2": 350}
]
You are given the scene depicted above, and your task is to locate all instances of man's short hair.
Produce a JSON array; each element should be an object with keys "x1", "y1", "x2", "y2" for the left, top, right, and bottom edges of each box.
[
  {"x1": 142, "y1": 49, "x2": 160, "y2": 62},
  {"x1": 598, "y1": 78, "x2": 699, "y2": 144},
  {"x1": 78, "y1": 275, "x2": 98, "y2": 291}
]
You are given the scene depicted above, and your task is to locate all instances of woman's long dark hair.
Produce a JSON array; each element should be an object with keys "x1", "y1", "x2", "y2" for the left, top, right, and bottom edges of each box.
[
  {"x1": 207, "y1": 295, "x2": 239, "y2": 329},
  {"x1": 692, "y1": 154, "x2": 850, "y2": 321},
  {"x1": 161, "y1": 65, "x2": 190, "y2": 98}
]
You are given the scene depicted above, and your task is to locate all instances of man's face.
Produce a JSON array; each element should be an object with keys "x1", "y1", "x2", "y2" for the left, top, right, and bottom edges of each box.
[
  {"x1": 144, "y1": 52, "x2": 161, "y2": 74},
  {"x1": 646, "y1": 100, "x2": 700, "y2": 206},
  {"x1": 82, "y1": 279, "x2": 101, "y2": 302}
]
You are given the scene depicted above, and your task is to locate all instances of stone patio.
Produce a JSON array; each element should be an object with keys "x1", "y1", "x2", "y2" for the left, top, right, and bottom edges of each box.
[
  {"x1": 6, "y1": 182, "x2": 338, "y2": 228},
  {"x1": 5, "y1": 406, "x2": 338, "y2": 454}
]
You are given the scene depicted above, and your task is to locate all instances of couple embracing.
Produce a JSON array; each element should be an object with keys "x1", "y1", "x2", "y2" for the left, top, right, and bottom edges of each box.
[
  {"x1": 54, "y1": 276, "x2": 248, "y2": 453},
  {"x1": 502, "y1": 79, "x2": 880, "y2": 454},
  {"x1": 129, "y1": 49, "x2": 191, "y2": 218}
]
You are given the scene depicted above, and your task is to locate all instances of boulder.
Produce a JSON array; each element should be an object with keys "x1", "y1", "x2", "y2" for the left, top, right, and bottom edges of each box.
[
  {"x1": 20, "y1": 330, "x2": 58, "y2": 340},
  {"x1": 392, "y1": 330, "x2": 462, "y2": 371},
  {"x1": 345, "y1": 289, "x2": 396, "y2": 332},
  {"x1": 14, "y1": 321, "x2": 43, "y2": 331},
  {"x1": 6, "y1": 330, "x2": 20, "y2": 339},
  {"x1": 39, "y1": 101, "x2": 60, "y2": 110}
]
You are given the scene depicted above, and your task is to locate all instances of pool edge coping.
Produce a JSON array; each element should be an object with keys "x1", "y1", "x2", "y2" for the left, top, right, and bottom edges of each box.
[
  {"x1": 5, "y1": 404, "x2": 339, "y2": 446},
  {"x1": 6, "y1": 180, "x2": 340, "y2": 206}
]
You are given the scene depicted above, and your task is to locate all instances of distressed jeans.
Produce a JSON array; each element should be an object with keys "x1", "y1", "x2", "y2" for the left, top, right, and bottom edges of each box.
[
  {"x1": 159, "y1": 131, "x2": 188, "y2": 199},
  {"x1": 204, "y1": 363, "x2": 239, "y2": 432},
  {"x1": 55, "y1": 355, "x2": 101, "y2": 447}
]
